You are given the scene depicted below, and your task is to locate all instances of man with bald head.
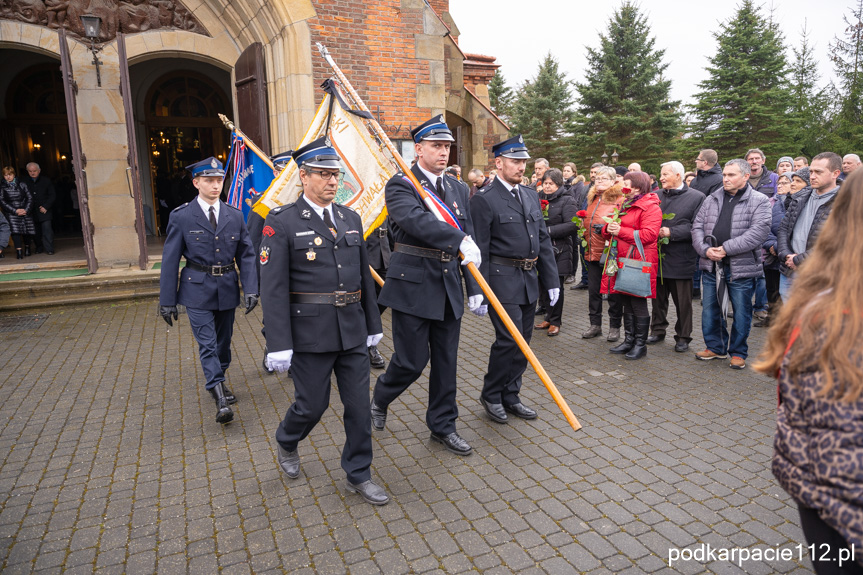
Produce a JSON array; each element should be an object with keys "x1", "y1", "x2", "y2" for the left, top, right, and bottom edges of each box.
[{"x1": 842, "y1": 154, "x2": 861, "y2": 182}]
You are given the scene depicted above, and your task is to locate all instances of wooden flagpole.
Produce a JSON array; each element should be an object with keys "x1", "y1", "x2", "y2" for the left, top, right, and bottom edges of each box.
[{"x1": 316, "y1": 43, "x2": 581, "y2": 432}]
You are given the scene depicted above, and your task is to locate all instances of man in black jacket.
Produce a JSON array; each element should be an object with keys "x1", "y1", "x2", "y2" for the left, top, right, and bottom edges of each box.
[
  {"x1": 690, "y1": 149, "x2": 723, "y2": 196},
  {"x1": 25, "y1": 163, "x2": 56, "y2": 254},
  {"x1": 777, "y1": 152, "x2": 841, "y2": 299},
  {"x1": 647, "y1": 162, "x2": 705, "y2": 352}
]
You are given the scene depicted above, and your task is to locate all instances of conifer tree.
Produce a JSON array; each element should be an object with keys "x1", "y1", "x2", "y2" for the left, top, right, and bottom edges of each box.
[
  {"x1": 828, "y1": 0, "x2": 863, "y2": 151},
  {"x1": 487, "y1": 70, "x2": 514, "y2": 122},
  {"x1": 570, "y1": 1, "x2": 680, "y2": 169},
  {"x1": 509, "y1": 54, "x2": 574, "y2": 167},
  {"x1": 789, "y1": 22, "x2": 830, "y2": 157},
  {"x1": 689, "y1": 0, "x2": 793, "y2": 160}
]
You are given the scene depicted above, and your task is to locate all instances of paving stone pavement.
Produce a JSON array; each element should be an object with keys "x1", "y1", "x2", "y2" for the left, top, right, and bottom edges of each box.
[{"x1": 0, "y1": 290, "x2": 820, "y2": 574}]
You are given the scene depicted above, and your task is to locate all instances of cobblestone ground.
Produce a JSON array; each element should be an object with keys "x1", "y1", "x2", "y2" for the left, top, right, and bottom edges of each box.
[{"x1": 0, "y1": 290, "x2": 817, "y2": 574}]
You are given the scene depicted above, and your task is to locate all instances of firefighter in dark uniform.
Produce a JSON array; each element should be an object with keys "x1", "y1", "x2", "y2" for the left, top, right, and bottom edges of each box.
[
  {"x1": 248, "y1": 151, "x2": 293, "y2": 375},
  {"x1": 364, "y1": 220, "x2": 392, "y2": 369},
  {"x1": 158, "y1": 157, "x2": 259, "y2": 425},
  {"x1": 370, "y1": 116, "x2": 483, "y2": 456},
  {"x1": 260, "y1": 137, "x2": 388, "y2": 506},
  {"x1": 469, "y1": 135, "x2": 560, "y2": 424}
]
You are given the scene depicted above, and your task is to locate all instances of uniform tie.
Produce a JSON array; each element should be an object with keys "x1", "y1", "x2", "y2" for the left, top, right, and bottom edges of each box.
[
  {"x1": 435, "y1": 177, "x2": 444, "y2": 198},
  {"x1": 323, "y1": 208, "x2": 337, "y2": 238},
  {"x1": 208, "y1": 206, "x2": 217, "y2": 230}
]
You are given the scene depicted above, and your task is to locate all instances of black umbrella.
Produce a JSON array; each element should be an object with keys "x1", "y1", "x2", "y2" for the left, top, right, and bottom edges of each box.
[{"x1": 705, "y1": 234, "x2": 729, "y2": 353}]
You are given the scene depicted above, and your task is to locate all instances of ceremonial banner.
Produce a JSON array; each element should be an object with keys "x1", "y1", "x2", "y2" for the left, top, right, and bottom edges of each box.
[
  {"x1": 225, "y1": 132, "x2": 275, "y2": 222},
  {"x1": 251, "y1": 82, "x2": 398, "y2": 238}
]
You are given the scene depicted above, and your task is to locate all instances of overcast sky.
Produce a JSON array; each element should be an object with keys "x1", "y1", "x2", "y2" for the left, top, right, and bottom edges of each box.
[{"x1": 449, "y1": 0, "x2": 850, "y2": 108}]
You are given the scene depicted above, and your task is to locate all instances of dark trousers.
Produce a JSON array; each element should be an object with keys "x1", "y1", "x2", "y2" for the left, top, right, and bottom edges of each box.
[
  {"x1": 276, "y1": 343, "x2": 372, "y2": 483},
  {"x1": 373, "y1": 302, "x2": 461, "y2": 435},
  {"x1": 620, "y1": 294, "x2": 649, "y2": 317},
  {"x1": 34, "y1": 218, "x2": 53, "y2": 253},
  {"x1": 798, "y1": 505, "x2": 863, "y2": 575},
  {"x1": 765, "y1": 268, "x2": 781, "y2": 304},
  {"x1": 482, "y1": 301, "x2": 535, "y2": 406},
  {"x1": 587, "y1": 261, "x2": 622, "y2": 328},
  {"x1": 545, "y1": 275, "x2": 566, "y2": 326},
  {"x1": 650, "y1": 278, "x2": 694, "y2": 342},
  {"x1": 186, "y1": 307, "x2": 235, "y2": 390}
]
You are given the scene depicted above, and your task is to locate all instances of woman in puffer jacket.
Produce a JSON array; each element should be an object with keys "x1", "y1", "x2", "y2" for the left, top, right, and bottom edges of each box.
[{"x1": 755, "y1": 169, "x2": 863, "y2": 575}]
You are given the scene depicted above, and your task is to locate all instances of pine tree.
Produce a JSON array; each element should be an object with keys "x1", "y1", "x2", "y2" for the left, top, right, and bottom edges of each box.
[
  {"x1": 789, "y1": 22, "x2": 830, "y2": 157},
  {"x1": 487, "y1": 70, "x2": 514, "y2": 122},
  {"x1": 509, "y1": 54, "x2": 574, "y2": 167},
  {"x1": 570, "y1": 1, "x2": 681, "y2": 171},
  {"x1": 689, "y1": 0, "x2": 793, "y2": 160},
  {"x1": 828, "y1": 0, "x2": 863, "y2": 152}
]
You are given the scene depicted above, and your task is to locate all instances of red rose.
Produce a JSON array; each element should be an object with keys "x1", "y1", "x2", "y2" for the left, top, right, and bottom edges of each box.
[
  {"x1": 576, "y1": 210, "x2": 587, "y2": 218},
  {"x1": 621, "y1": 187, "x2": 632, "y2": 194},
  {"x1": 540, "y1": 199, "x2": 549, "y2": 209}
]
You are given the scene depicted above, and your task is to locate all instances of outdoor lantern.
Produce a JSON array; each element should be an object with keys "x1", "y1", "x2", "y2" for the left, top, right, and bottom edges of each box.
[
  {"x1": 611, "y1": 150, "x2": 619, "y2": 164},
  {"x1": 80, "y1": 14, "x2": 101, "y2": 39},
  {"x1": 601, "y1": 152, "x2": 608, "y2": 164}
]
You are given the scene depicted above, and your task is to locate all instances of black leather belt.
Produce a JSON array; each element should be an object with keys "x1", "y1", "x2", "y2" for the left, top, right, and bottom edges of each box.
[
  {"x1": 290, "y1": 290, "x2": 362, "y2": 307},
  {"x1": 185, "y1": 260, "x2": 236, "y2": 277},
  {"x1": 490, "y1": 255, "x2": 537, "y2": 271},
  {"x1": 394, "y1": 243, "x2": 453, "y2": 262}
]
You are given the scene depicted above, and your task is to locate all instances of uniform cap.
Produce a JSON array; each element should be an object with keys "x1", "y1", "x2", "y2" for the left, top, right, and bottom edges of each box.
[
  {"x1": 186, "y1": 157, "x2": 225, "y2": 178},
  {"x1": 271, "y1": 150, "x2": 293, "y2": 170},
  {"x1": 411, "y1": 115, "x2": 455, "y2": 143},
  {"x1": 492, "y1": 135, "x2": 530, "y2": 159},
  {"x1": 291, "y1": 137, "x2": 341, "y2": 170}
]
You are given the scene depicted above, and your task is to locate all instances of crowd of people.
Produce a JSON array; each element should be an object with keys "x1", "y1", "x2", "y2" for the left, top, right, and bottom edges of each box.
[{"x1": 0, "y1": 163, "x2": 57, "y2": 258}]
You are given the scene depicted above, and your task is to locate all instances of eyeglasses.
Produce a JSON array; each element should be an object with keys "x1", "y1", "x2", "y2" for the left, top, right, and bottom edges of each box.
[
  {"x1": 695, "y1": 157, "x2": 705, "y2": 162},
  {"x1": 307, "y1": 169, "x2": 342, "y2": 181},
  {"x1": 594, "y1": 177, "x2": 612, "y2": 182}
]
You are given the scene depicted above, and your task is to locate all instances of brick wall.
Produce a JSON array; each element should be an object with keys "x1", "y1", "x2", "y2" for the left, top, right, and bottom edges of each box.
[{"x1": 308, "y1": 0, "x2": 439, "y2": 140}]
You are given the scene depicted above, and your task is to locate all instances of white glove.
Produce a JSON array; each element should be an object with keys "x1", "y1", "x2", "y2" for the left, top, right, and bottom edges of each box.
[
  {"x1": 473, "y1": 305, "x2": 488, "y2": 317},
  {"x1": 266, "y1": 349, "x2": 293, "y2": 373},
  {"x1": 367, "y1": 333, "x2": 383, "y2": 347},
  {"x1": 468, "y1": 294, "x2": 483, "y2": 311},
  {"x1": 548, "y1": 288, "x2": 560, "y2": 307},
  {"x1": 459, "y1": 235, "x2": 482, "y2": 267}
]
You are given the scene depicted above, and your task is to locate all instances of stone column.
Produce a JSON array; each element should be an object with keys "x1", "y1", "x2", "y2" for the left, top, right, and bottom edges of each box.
[{"x1": 68, "y1": 38, "x2": 141, "y2": 267}]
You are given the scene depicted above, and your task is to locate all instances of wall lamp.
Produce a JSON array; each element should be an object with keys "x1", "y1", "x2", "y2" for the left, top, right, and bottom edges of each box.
[{"x1": 80, "y1": 14, "x2": 104, "y2": 87}]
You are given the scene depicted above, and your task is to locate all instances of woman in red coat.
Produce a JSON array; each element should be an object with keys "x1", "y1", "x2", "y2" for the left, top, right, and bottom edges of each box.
[{"x1": 601, "y1": 171, "x2": 662, "y2": 360}]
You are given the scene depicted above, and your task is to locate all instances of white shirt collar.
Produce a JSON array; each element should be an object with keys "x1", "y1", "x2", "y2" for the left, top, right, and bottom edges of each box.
[
  {"x1": 498, "y1": 178, "x2": 516, "y2": 193},
  {"x1": 305, "y1": 199, "x2": 335, "y2": 226},
  {"x1": 197, "y1": 196, "x2": 220, "y2": 221},
  {"x1": 417, "y1": 164, "x2": 444, "y2": 192}
]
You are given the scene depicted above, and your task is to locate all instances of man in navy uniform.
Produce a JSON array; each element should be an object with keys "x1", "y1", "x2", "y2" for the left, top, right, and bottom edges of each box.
[
  {"x1": 370, "y1": 115, "x2": 483, "y2": 456},
  {"x1": 159, "y1": 157, "x2": 259, "y2": 425},
  {"x1": 260, "y1": 137, "x2": 388, "y2": 505},
  {"x1": 470, "y1": 135, "x2": 559, "y2": 424}
]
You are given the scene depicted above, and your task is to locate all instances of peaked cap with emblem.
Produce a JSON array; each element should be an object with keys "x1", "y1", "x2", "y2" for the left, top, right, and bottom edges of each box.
[
  {"x1": 186, "y1": 156, "x2": 225, "y2": 178},
  {"x1": 411, "y1": 115, "x2": 455, "y2": 143},
  {"x1": 270, "y1": 150, "x2": 293, "y2": 170},
  {"x1": 292, "y1": 137, "x2": 341, "y2": 170},
  {"x1": 493, "y1": 135, "x2": 530, "y2": 159}
]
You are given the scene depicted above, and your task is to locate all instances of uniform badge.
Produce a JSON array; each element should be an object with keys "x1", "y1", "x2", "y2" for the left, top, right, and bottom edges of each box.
[
  {"x1": 301, "y1": 209, "x2": 311, "y2": 219},
  {"x1": 259, "y1": 246, "x2": 271, "y2": 265},
  {"x1": 456, "y1": 209, "x2": 462, "y2": 216},
  {"x1": 306, "y1": 248, "x2": 316, "y2": 261},
  {"x1": 262, "y1": 225, "x2": 275, "y2": 237},
  {"x1": 453, "y1": 201, "x2": 458, "y2": 209},
  {"x1": 337, "y1": 210, "x2": 344, "y2": 220},
  {"x1": 210, "y1": 158, "x2": 218, "y2": 168},
  {"x1": 314, "y1": 236, "x2": 323, "y2": 246}
]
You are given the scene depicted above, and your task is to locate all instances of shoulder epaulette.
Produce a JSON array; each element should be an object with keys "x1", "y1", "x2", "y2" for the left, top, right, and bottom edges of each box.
[{"x1": 171, "y1": 202, "x2": 189, "y2": 212}]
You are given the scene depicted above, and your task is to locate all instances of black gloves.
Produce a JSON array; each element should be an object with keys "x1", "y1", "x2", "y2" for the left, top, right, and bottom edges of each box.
[
  {"x1": 245, "y1": 294, "x2": 259, "y2": 314},
  {"x1": 160, "y1": 305, "x2": 178, "y2": 326}
]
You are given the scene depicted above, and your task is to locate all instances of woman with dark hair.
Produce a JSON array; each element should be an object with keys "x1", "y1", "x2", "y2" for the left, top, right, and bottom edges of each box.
[
  {"x1": 1, "y1": 166, "x2": 36, "y2": 259},
  {"x1": 535, "y1": 168, "x2": 577, "y2": 336},
  {"x1": 601, "y1": 171, "x2": 662, "y2": 359},
  {"x1": 754, "y1": 169, "x2": 863, "y2": 575}
]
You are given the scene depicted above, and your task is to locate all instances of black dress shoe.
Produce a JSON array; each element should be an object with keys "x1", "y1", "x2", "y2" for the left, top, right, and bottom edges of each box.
[
  {"x1": 570, "y1": 282, "x2": 589, "y2": 290},
  {"x1": 430, "y1": 432, "x2": 472, "y2": 456},
  {"x1": 262, "y1": 355, "x2": 275, "y2": 374},
  {"x1": 25, "y1": 246, "x2": 32, "y2": 256},
  {"x1": 370, "y1": 401, "x2": 387, "y2": 431},
  {"x1": 210, "y1": 384, "x2": 233, "y2": 424},
  {"x1": 646, "y1": 334, "x2": 665, "y2": 344},
  {"x1": 277, "y1": 445, "x2": 300, "y2": 478},
  {"x1": 480, "y1": 397, "x2": 507, "y2": 424},
  {"x1": 345, "y1": 479, "x2": 390, "y2": 505},
  {"x1": 674, "y1": 341, "x2": 689, "y2": 352},
  {"x1": 535, "y1": 307, "x2": 546, "y2": 316},
  {"x1": 46, "y1": 251, "x2": 54, "y2": 255},
  {"x1": 504, "y1": 402, "x2": 538, "y2": 420},
  {"x1": 368, "y1": 346, "x2": 386, "y2": 369},
  {"x1": 221, "y1": 382, "x2": 236, "y2": 405}
]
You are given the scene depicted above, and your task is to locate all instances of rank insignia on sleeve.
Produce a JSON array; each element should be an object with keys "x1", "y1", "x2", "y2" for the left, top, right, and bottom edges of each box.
[
  {"x1": 262, "y1": 225, "x2": 275, "y2": 237},
  {"x1": 306, "y1": 248, "x2": 316, "y2": 261},
  {"x1": 259, "y1": 246, "x2": 271, "y2": 265},
  {"x1": 313, "y1": 236, "x2": 323, "y2": 246}
]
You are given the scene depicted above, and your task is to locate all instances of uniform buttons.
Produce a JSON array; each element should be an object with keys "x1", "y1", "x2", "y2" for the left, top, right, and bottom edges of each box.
[
  {"x1": 444, "y1": 269, "x2": 448, "y2": 274},
  {"x1": 400, "y1": 273, "x2": 405, "y2": 277},
  {"x1": 337, "y1": 264, "x2": 341, "y2": 268},
  {"x1": 340, "y1": 283, "x2": 344, "y2": 288},
  {"x1": 216, "y1": 249, "x2": 220, "y2": 252},
  {"x1": 334, "y1": 246, "x2": 338, "y2": 250},
  {"x1": 215, "y1": 236, "x2": 219, "y2": 240},
  {"x1": 530, "y1": 235, "x2": 533, "y2": 238}
]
